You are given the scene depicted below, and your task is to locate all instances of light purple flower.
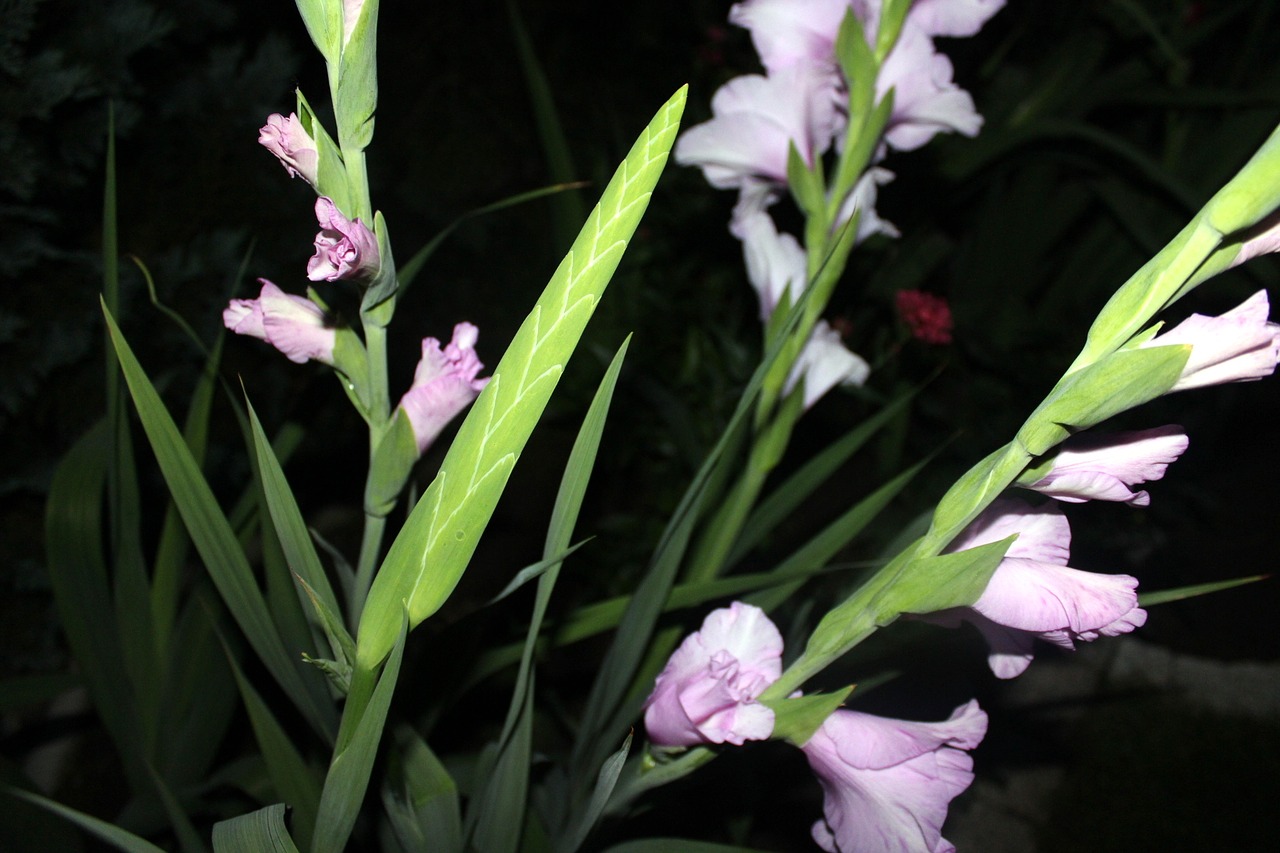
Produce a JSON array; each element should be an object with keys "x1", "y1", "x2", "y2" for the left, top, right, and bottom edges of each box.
[
  {"x1": 835, "y1": 166, "x2": 900, "y2": 240},
  {"x1": 258, "y1": 113, "x2": 319, "y2": 187},
  {"x1": 1140, "y1": 290, "x2": 1280, "y2": 391},
  {"x1": 930, "y1": 499, "x2": 1146, "y2": 679},
  {"x1": 802, "y1": 700, "x2": 987, "y2": 853},
  {"x1": 223, "y1": 279, "x2": 335, "y2": 365},
  {"x1": 307, "y1": 197, "x2": 381, "y2": 283},
  {"x1": 396, "y1": 323, "x2": 489, "y2": 456},
  {"x1": 1024, "y1": 425, "x2": 1189, "y2": 507},
  {"x1": 787, "y1": 320, "x2": 871, "y2": 409},
  {"x1": 674, "y1": 64, "x2": 841, "y2": 193},
  {"x1": 643, "y1": 602, "x2": 784, "y2": 747}
]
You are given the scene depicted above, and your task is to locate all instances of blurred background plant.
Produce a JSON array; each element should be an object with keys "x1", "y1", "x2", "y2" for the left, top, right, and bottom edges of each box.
[{"x1": 2, "y1": 0, "x2": 1279, "y2": 850}]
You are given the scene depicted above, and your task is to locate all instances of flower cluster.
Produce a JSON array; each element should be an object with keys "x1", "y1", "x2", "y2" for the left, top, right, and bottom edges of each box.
[
  {"x1": 645, "y1": 603, "x2": 986, "y2": 852},
  {"x1": 676, "y1": 0, "x2": 1003, "y2": 408}
]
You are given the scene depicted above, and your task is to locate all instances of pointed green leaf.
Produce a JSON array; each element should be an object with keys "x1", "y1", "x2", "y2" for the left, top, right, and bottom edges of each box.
[
  {"x1": 1139, "y1": 574, "x2": 1269, "y2": 607},
  {"x1": 7, "y1": 789, "x2": 166, "y2": 853},
  {"x1": 763, "y1": 687, "x2": 854, "y2": 746},
  {"x1": 557, "y1": 731, "x2": 632, "y2": 853},
  {"x1": 357, "y1": 87, "x2": 687, "y2": 668},
  {"x1": 382, "y1": 725, "x2": 462, "y2": 853}
]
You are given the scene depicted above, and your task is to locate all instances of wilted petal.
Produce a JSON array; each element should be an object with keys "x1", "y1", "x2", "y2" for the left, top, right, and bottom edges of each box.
[
  {"x1": 258, "y1": 113, "x2": 319, "y2": 186},
  {"x1": 675, "y1": 65, "x2": 841, "y2": 191},
  {"x1": 1025, "y1": 425, "x2": 1189, "y2": 506},
  {"x1": 786, "y1": 320, "x2": 871, "y2": 409},
  {"x1": 396, "y1": 323, "x2": 489, "y2": 455},
  {"x1": 803, "y1": 701, "x2": 986, "y2": 853},
  {"x1": 644, "y1": 602, "x2": 784, "y2": 747},
  {"x1": 307, "y1": 197, "x2": 381, "y2": 282},
  {"x1": 1141, "y1": 290, "x2": 1280, "y2": 391}
]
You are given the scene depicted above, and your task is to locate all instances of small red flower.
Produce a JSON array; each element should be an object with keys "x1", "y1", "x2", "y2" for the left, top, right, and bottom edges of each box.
[{"x1": 895, "y1": 289, "x2": 953, "y2": 345}]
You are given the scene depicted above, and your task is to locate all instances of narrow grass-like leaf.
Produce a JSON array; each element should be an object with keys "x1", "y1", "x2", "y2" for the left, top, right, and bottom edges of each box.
[
  {"x1": 7, "y1": 789, "x2": 167, "y2": 853},
  {"x1": 224, "y1": 642, "x2": 321, "y2": 851},
  {"x1": 1139, "y1": 574, "x2": 1269, "y2": 606},
  {"x1": 486, "y1": 540, "x2": 591, "y2": 606},
  {"x1": 103, "y1": 305, "x2": 335, "y2": 740},
  {"x1": 557, "y1": 731, "x2": 631, "y2": 853},
  {"x1": 468, "y1": 674, "x2": 533, "y2": 853},
  {"x1": 358, "y1": 87, "x2": 686, "y2": 668},
  {"x1": 145, "y1": 764, "x2": 207, "y2": 853},
  {"x1": 44, "y1": 421, "x2": 144, "y2": 786},
  {"x1": 381, "y1": 724, "x2": 462, "y2": 853},
  {"x1": 211, "y1": 803, "x2": 301, "y2": 853},
  {"x1": 729, "y1": 390, "x2": 917, "y2": 563},
  {"x1": 312, "y1": 613, "x2": 407, "y2": 853}
]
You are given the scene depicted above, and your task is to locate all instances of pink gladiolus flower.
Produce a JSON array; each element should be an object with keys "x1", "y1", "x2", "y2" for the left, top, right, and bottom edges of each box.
[
  {"x1": 787, "y1": 320, "x2": 871, "y2": 408},
  {"x1": 307, "y1": 197, "x2": 381, "y2": 283},
  {"x1": 802, "y1": 700, "x2": 987, "y2": 853},
  {"x1": 644, "y1": 602, "x2": 784, "y2": 747},
  {"x1": 895, "y1": 289, "x2": 953, "y2": 344},
  {"x1": 258, "y1": 113, "x2": 319, "y2": 187},
  {"x1": 1140, "y1": 290, "x2": 1280, "y2": 391},
  {"x1": 396, "y1": 323, "x2": 489, "y2": 456},
  {"x1": 674, "y1": 64, "x2": 841, "y2": 193},
  {"x1": 223, "y1": 279, "x2": 335, "y2": 365},
  {"x1": 930, "y1": 499, "x2": 1146, "y2": 679},
  {"x1": 1024, "y1": 425, "x2": 1189, "y2": 507},
  {"x1": 876, "y1": 18, "x2": 983, "y2": 151},
  {"x1": 728, "y1": 0, "x2": 849, "y2": 74}
]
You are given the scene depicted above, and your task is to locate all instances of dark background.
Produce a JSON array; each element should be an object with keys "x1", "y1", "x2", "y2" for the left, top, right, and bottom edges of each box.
[{"x1": 3, "y1": 1, "x2": 1279, "y2": 849}]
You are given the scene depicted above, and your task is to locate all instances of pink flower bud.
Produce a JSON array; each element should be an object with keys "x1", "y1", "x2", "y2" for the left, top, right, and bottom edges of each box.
[
  {"x1": 1024, "y1": 425, "x2": 1188, "y2": 506},
  {"x1": 396, "y1": 323, "x2": 489, "y2": 456},
  {"x1": 307, "y1": 197, "x2": 381, "y2": 283},
  {"x1": 644, "y1": 602, "x2": 783, "y2": 747},
  {"x1": 258, "y1": 113, "x2": 319, "y2": 187},
  {"x1": 1142, "y1": 290, "x2": 1280, "y2": 391}
]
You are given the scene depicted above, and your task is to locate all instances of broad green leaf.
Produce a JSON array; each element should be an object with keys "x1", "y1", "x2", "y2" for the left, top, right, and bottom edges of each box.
[
  {"x1": 212, "y1": 803, "x2": 301, "y2": 853},
  {"x1": 225, "y1": 644, "x2": 322, "y2": 851},
  {"x1": 7, "y1": 789, "x2": 166, "y2": 853},
  {"x1": 103, "y1": 305, "x2": 336, "y2": 741},
  {"x1": 382, "y1": 725, "x2": 462, "y2": 853},
  {"x1": 357, "y1": 87, "x2": 687, "y2": 668},
  {"x1": 312, "y1": 613, "x2": 407, "y2": 853}
]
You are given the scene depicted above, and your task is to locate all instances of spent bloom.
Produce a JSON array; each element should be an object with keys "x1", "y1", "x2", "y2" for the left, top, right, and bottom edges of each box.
[
  {"x1": 895, "y1": 289, "x2": 953, "y2": 344},
  {"x1": 1023, "y1": 425, "x2": 1189, "y2": 507},
  {"x1": 396, "y1": 323, "x2": 490, "y2": 456},
  {"x1": 929, "y1": 499, "x2": 1146, "y2": 679},
  {"x1": 1140, "y1": 289, "x2": 1280, "y2": 391},
  {"x1": 802, "y1": 700, "x2": 987, "y2": 853},
  {"x1": 258, "y1": 113, "x2": 319, "y2": 187},
  {"x1": 223, "y1": 279, "x2": 334, "y2": 365},
  {"x1": 308, "y1": 196, "x2": 381, "y2": 283},
  {"x1": 643, "y1": 602, "x2": 783, "y2": 747}
]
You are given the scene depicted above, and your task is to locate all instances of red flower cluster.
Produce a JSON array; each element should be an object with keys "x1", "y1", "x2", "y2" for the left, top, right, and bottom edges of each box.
[{"x1": 895, "y1": 289, "x2": 954, "y2": 345}]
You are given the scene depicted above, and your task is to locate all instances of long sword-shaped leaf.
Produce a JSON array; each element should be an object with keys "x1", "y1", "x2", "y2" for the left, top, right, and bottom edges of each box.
[
  {"x1": 357, "y1": 87, "x2": 686, "y2": 668},
  {"x1": 7, "y1": 789, "x2": 166, "y2": 853},
  {"x1": 103, "y1": 305, "x2": 335, "y2": 740}
]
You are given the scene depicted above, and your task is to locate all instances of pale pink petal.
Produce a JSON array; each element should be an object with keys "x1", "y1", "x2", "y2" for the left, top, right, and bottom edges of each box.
[
  {"x1": 879, "y1": 23, "x2": 983, "y2": 151},
  {"x1": 835, "y1": 167, "x2": 900, "y2": 242},
  {"x1": 730, "y1": 195, "x2": 809, "y2": 318},
  {"x1": 948, "y1": 498, "x2": 1071, "y2": 566},
  {"x1": 786, "y1": 320, "x2": 871, "y2": 409},
  {"x1": 803, "y1": 701, "x2": 986, "y2": 853},
  {"x1": 224, "y1": 279, "x2": 335, "y2": 365},
  {"x1": 909, "y1": 0, "x2": 1007, "y2": 37},
  {"x1": 973, "y1": 558, "x2": 1146, "y2": 638},
  {"x1": 1141, "y1": 290, "x2": 1280, "y2": 391},
  {"x1": 644, "y1": 602, "x2": 783, "y2": 747},
  {"x1": 1232, "y1": 209, "x2": 1280, "y2": 267},
  {"x1": 728, "y1": 0, "x2": 849, "y2": 73},
  {"x1": 1027, "y1": 425, "x2": 1189, "y2": 506}
]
